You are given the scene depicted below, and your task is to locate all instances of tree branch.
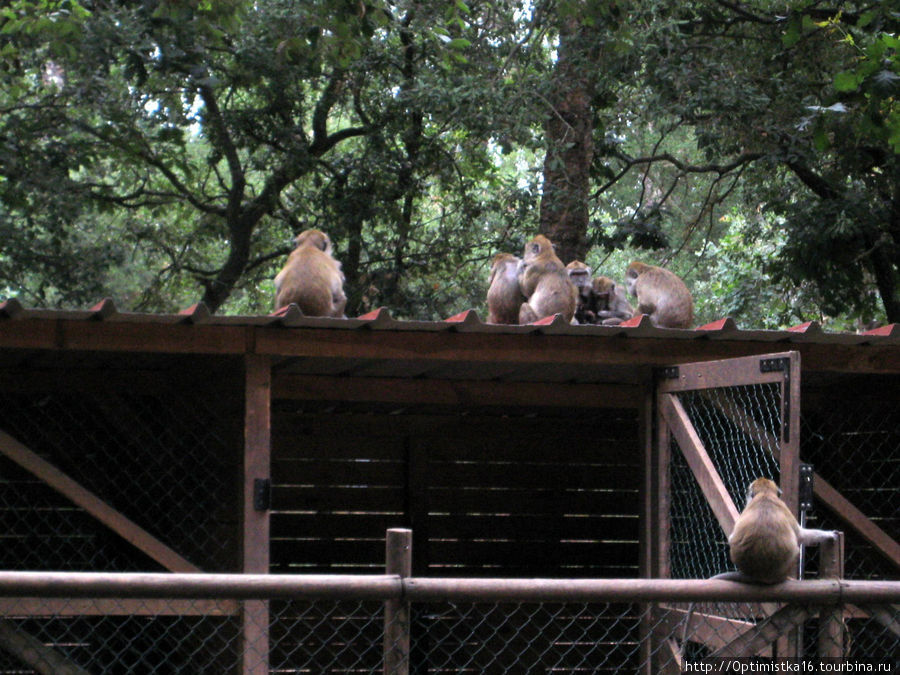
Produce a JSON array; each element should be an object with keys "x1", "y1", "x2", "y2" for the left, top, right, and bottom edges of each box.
[{"x1": 786, "y1": 161, "x2": 841, "y2": 200}]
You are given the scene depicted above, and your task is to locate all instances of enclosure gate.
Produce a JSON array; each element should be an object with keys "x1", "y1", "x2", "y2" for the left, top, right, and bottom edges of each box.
[{"x1": 649, "y1": 351, "x2": 817, "y2": 670}]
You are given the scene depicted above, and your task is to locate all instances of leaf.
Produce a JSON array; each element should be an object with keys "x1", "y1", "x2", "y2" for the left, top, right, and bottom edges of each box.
[
  {"x1": 856, "y1": 10, "x2": 876, "y2": 28},
  {"x1": 782, "y1": 24, "x2": 801, "y2": 47},
  {"x1": 833, "y1": 71, "x2": 860, "y2": 92},
  {"x1": 448, "y1": 38, "x2": 471, "y2": 50}
]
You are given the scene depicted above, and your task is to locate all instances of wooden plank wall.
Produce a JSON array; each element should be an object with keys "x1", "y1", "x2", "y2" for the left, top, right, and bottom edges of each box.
[
  {"x1": 270, "y1": 404, "x2": 641, "y2": 578},
  {"x1": 270, "y1": 401, "x2": 642, "y2": 672}
]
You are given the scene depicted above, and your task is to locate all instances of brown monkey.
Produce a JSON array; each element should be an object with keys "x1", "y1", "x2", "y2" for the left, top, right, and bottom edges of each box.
[
  {"x1": 591, "y1": 276, "x2": 635, "y2": 325},
  {"x1": 518, "y1": 235, "x2": 578, "y2": 324},
  {"x1": 274, "y1": 229, "x2": 347, "y2": 317},
  {"x1": 486, "y1": 253, "x2": 524, "y2": 324},
  {"x1": 565, "y1": 261, "x2": 593, "y2": 324},
  {"x1": 624, "y1": 261, "x2": 693, "y2": 328},
  {"x1": 722, "y1": 478, "x2": 839, "y2": 584}
]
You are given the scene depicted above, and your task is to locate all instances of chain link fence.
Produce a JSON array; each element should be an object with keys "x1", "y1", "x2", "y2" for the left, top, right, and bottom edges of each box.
[
  {"x1": 801, "y1": 393, "x2": 900, "y2": 582},
  {"x1": 0, "y1": 575, "x2": 897, "y2": 674},
  {"x1": 0, "y1": 383, "x2": 238, "y2": 573},
  {"x1": 669, "y1": 383, "x2": 783, "y2": 581}
]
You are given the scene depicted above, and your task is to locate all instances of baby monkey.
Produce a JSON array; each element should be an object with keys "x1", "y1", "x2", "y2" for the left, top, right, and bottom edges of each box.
[{"x1": 722, "y1": 477, "x2": 839, "y2": 584}]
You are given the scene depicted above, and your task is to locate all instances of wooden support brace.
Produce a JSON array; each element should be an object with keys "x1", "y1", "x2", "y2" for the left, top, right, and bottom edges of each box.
[
  {"x1": 709, "y1": 605, "x2": 811, "y2": 659},
  {"x1": 660, "y1": 393, "x2": 740, "y2": 536},
  {"x1": 0, "y1": 620, "x2": 90, "y2": 675},
  {"x1": 0, "y1": 429, "x2": 198, "y2": 573}
]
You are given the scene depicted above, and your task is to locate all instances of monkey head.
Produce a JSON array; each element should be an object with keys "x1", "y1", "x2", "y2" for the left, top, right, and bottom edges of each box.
[
  {"x1": 522, "y1": 234, "x2": 555, "y2": 267},
  {"x1": 293, "y1": 229, "x2": 333, "y2": 255},
  {"x1": 747, "y1": 477, "x2": 780, "y2": 503},
  {"x1": 624, "y1": 261, "x2": 650, "y2": 297}
]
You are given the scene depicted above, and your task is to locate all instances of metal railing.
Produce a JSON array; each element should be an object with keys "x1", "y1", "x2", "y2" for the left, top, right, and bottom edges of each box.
[{"x1": 0, "y1": 530, "x2": 898, "y2": 674}]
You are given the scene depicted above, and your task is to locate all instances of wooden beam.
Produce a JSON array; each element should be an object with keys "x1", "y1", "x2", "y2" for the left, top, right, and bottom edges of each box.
[
  {"x1": 242, "y1": 355, "x2": 271, "y2": 675},
  {"x1": 865, "y1": 605, "x2": 900, "y2": 639},
  {"x1": 0, "y1": 318, "x2": 898, "y2": 374},
  {"x1": 660, "y1": 394, "x2": 740, "y2": 536},
  {"x1": 814, "y1": 476, "x2": 900, "y2": 570},
  {"x1": 817, "y1": 533, "x2": 845, "y2": 659},
  {"x1": 638, "y1": 388, "x2": 655, "y2": 675},
  {"x1": 0, "y1": 619, "x2": 90, "y2": 675},
  {"x1": 0, "y1": 598, "x2": 237, "y2": 617},
  {"x1": 657, "y1": 353, "x2": 793, "y2": 393},
  {"x1": 257, "y1": 327, "x2": 900, "y2": 375},
  {"x1": 655, "y1": 606, "x2": 770, "y2": 655},
  {"x1": 0, "y1": 430, "x2": 199, "y2": 573},
  {"x1": 709, "y1": 605, "x2": 811, "y2": 659},
  {"x1": 273, "y1": 374, "x2": 644, "y2": 409}
]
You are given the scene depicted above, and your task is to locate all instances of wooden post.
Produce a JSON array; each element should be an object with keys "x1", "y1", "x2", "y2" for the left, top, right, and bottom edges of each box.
[
  {"x1": 818, "y1": 532, "x2": 845, "y2": 659},
  {"x1": 384, "y1": 529, "x2": 411, "y2": 675},
  {"x1": 639, "y1": 384, "x2": 655, "y2": 675},
  {"x1": 242, "y1": 355, "x2": 271, "y2": 675},
  {"x1": 777, "y1": 353, "x2": 802, "y2": 659}
]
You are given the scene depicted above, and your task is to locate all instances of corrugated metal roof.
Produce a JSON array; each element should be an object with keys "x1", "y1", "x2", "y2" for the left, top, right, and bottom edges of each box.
[{"x1": 0, "y1": 296, "x2": 897, "y2": 346}]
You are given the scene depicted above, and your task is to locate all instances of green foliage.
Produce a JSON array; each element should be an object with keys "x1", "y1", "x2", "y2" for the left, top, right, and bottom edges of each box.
[{"x1": 1, "y1": 0, "x2": 897, "y2": 327}]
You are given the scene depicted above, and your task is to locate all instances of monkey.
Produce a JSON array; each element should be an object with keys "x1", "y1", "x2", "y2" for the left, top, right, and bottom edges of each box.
[
  {"x1": 719, "y1": 477, "x2": 839, "y2": 584},
  {"x1": 624, "y1": 261, "x2": 693, "y2": 329},
  {"x1": 517, "y1": 235, "x2": 578, "y2": 324},
  {"x1": 274, "y1": 229, "x2": 347, "y2": 318},
  {"x1": 486, "y1": 253, "x2": 524, "y2": 324},
  {"x1": 590, "y1": 276, "x2": 635, "y2": 325},
  {"x1": 565, "y1": 261, "x2": 594, "y2": 324}
]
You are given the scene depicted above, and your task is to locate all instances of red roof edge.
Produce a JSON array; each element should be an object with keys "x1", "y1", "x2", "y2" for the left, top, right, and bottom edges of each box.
[
  {"x1": 89, "y1": 298, "x2": 118, "y2": 320},
  {"x1": 444, "y1": 309, "x2": 481, "y2": 324},
  {"x1": 862, "y1": 323, "x2": 898, "y2": 337},
  {"x1": 529, "y1": 313, "x2": 566, "y2": 326},
  {"x1": 357, "y1": 307, "x2": 391, "y2": 322},
  {"x1": 619, "y1": 313, "x2": 651, "y2": 328},
  {"x1": 698, "y1": 317, "x2": 737, "y2": 332},
  {"x1": 178, "y1": 302, "x2": 212, "y2": 324},
  {"x1": 787, "y1": 320, "x2": 822, "y2": 334}
]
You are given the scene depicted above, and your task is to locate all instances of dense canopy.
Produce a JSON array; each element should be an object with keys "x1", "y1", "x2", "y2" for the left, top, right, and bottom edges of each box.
[{"x1": 2, "y1": 0, "x2": 899, "y2": 329}]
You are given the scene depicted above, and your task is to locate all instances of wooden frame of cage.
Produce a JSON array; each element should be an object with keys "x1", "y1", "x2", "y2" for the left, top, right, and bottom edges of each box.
[
  {"x1": 0, "y1": 335, "x2": 896, "y2": 673},
  {"x1": 644, "y1": 351, "x2": 841, "y2": 672}
]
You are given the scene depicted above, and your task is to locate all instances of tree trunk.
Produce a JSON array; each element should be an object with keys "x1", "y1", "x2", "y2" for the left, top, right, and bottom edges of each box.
[{"x1": 539, "y1": 16, "x2": 594, "y2": 265}]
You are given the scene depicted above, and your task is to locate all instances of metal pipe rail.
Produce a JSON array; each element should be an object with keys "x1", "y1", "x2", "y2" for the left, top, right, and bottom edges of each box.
[{"x1": 0, "y1": 571, "x2": 898, "y2": 604}]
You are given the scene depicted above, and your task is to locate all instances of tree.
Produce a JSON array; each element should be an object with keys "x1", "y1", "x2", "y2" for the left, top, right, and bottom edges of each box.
[
  {"x1": 632, "y1": 1, "x2": 900, "y2": 324},
  {"x1": 2, "y1": 0, "x2": 536, "y2": 315}
]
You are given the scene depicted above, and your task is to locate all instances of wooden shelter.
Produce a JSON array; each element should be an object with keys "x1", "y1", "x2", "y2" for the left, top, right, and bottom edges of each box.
[{"x1": 0, "y1": 298, "x2": 897, "y2": 671}]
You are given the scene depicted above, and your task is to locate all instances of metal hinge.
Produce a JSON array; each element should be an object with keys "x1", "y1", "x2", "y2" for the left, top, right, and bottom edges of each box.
[
  {"x1": 760, "y1": 357, "x2": 792, "y2": 442},
  {"x1": 658, "y1": 366, "x2": 680, "y2": 380},
  {"x1": 799, "y1": 463, "x2": 814, "y2": 512},
  {"x1": 253, "y1": 478, "x2": 272, "y2": 511}
]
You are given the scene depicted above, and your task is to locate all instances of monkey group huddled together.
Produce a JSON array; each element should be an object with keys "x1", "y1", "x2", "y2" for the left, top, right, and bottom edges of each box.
[
  {"x1": 273, "y1": 228, "x2": 694, "y2": 328},
  {"x1": 487, "y1": 234, "x2": 694, "y2": 328}
]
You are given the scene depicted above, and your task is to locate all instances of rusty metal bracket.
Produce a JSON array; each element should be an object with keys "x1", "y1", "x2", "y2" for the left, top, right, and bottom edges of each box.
[{"x1": 760, "y1": 357, "x2": 791, "y2": 442}]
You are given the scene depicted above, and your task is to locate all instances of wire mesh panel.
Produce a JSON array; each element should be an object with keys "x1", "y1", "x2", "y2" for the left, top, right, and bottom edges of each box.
[
  {"x1": 0, "y1": 375, "x2": 240, "y2": 573},
  {"x1": 270, "y1": 600, "x2": 385, "y2": 674},
  {"x1": 410, "y1": 602, "x2": 641, "y2": 673},
  {"x1": 0, "y1": 598, "x2": 241, "y2": 674},
  {"x1": 801, "y1": 391, "x2": 900, "y2": 582},
  {"x1": 0, "y1": 592, "x2": 896, "y2": 674},
  {"x1": 669, "y1": 383, "x2": 783, "y2": 580}
]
